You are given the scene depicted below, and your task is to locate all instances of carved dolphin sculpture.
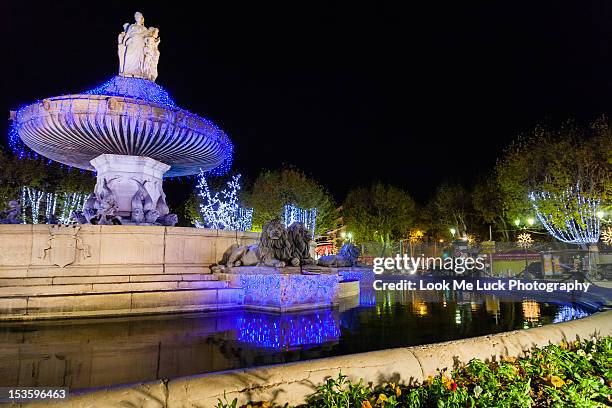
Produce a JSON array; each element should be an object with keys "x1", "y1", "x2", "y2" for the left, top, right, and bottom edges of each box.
[{"x1": 131, "y1": 179, "x2": 154, "y2": 212}]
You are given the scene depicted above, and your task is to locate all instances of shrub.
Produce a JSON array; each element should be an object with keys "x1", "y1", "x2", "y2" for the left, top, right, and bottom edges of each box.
[{"x1": 217, "y1": 336, "x2": 612, "y2": 408}]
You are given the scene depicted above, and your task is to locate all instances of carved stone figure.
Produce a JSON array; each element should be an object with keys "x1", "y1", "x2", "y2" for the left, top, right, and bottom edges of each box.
[
  {"x1": 97, "y1": 194, "x2": 121, "y2": 225},
  {"x1": 259, "y1": 219, "x2": 296, "y2": 267},
  {"x1": 143, "y1": 28, "x2": 160, "y2": 81},
  {"x1": 132, "y1": 179, "x2": 154, "y2": 211},
  {"x1": 0, "y1": 200, "x2": 22, "y2": 224},
  {"x1": 71, "y1": 210, "x2": 88, "y2": 225},
  {"x1": 156, "y1": 213, "x2": 178, "y2": 227},
  {"x1": 219, "y1": 243, "x2": 261, "y2": 268},
  {"x1": 39, "y1": 225, "x2": 91, "y2": 268},
  {"x1": 213, "y1": 220, "x2": 301, "y2": 270},
  {"x1": 287, "y1": 223, "x2": 315, "y2": 265},
  {"x1": 95, "y1": 179, "x2": 122, "y2": 225},
  {"x1": 317, "y1": 243, "x2": 361, "y2": 267},
  {"x1": 131, "y1": 207, "x2": 145, "y2": 224},
  {"x1": 117, "y1": 12, "x2": 160, "y2": 81},
  {"x1": 145, "y1": 209, "x2": 160, "y2": 224},
  {"x1": 155, "y1": 181, "x2": 170, "y2": 216},
  {"x1": 82, "y1": 193, "x2": 99, "y2": 224},
  {"x1": 130, "y1": 179, "x2": 163, "y2": 224},
  {"x1": 74, "y1": 179, "x2": 176, "y2": 226}
]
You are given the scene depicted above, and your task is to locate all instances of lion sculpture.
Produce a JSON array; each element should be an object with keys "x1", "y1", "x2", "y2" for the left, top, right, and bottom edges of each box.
[
  {"x1": 259, "y1": 219, "x2": 295, "y2": 267},
  {"x1": 288, "y1": 222, "x2": 315, "y2": 265},
  {"x1": 214, "y1": 220, "x2": 315, "y2": 271},
  {"x1": 317, "y1": 243, "x2": 360, "y2": 267}
]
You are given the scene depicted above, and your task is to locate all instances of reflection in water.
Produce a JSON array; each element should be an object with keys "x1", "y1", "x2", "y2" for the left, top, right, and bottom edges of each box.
[
  {"x1": 553, "y1": 305, "x2": 590, "y2": 323},
  {"x1": 522, "y1": 300, "x2": 541, "y2": 326},
  {"x1": 0, "y1": 285, "x2": 595, "y2": 391},
  {"x1": 236, "y1": 312, "x2": 340, "y2": 349},
  {"x1": 412, "y1": 300, "x2": 428, "y2": 317},
  {"x1": 485, "y1": 296, "x2": 500, "y2": 317}
]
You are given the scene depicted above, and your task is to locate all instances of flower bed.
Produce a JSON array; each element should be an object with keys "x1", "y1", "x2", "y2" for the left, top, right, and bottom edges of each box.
[{"x1": 217, "y1": 336, "x2": 611, "y2": 407}]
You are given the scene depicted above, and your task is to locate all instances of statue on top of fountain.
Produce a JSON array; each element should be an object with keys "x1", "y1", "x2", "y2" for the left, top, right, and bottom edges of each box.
[{"x1": 118, "y1": 12, "x2": 160, "y2": 82}]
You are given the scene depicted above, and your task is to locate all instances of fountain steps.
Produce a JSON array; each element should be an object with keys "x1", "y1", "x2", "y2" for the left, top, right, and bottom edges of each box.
[
  {"x1": 0, "y1": 279, "x2": 230, "y2": 297},
  {"x1": 0, "y1": 225, "x2": 262, "y2": 320},
  {"x1": 0, "y1": 283, "x2": 245, "y2": 321},
  {"x1": 0, "y1": 273, "x2": 217, "y2": 286}
]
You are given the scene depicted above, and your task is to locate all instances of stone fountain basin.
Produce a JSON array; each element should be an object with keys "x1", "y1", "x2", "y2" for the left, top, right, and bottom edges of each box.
[{"x1": 13, "y1": 94, "x2": 231, "y2": 177}]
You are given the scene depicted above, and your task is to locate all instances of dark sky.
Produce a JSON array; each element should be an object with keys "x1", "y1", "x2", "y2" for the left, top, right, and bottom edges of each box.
[{"x1": 3, "y1": 1, "x2": 612, "y2": 203}]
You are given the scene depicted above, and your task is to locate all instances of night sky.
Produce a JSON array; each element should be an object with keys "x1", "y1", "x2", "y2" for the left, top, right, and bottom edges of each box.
[{"x1": 3, "y1": 1, "x2": 612, "y2": 203}]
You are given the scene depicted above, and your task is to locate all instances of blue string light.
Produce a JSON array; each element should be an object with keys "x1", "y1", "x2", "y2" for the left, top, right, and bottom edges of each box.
[
  {"x1": 83, "y1": 75, "x2": 177, "y2": 108},
  {"x1": 9, "y1": 76, "x2": 234, "y2": 178},
  {"x1": 283, "y1": 204, "x2": 317, "y2": 238}
]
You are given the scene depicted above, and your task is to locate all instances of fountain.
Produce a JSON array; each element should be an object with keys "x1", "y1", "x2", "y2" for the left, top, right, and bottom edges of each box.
[
  {"x1": 10, "y1": 12, "x2": 233, "y2": 225},
  {"x1": 0, "y1": 12, "x2": 364, "y2": 320}
]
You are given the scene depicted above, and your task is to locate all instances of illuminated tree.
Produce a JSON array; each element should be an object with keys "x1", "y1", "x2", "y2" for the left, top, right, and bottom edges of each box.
[
  {"x1": 195, "y1": 172, "x2": 253, "y2": 231},
  {"x1": 497, "y1": 119, "x2": 611, "y2": 244},
  {"x1": 530, "y1": 186, "x2": 600, "y2": 246},
  {"x1": 283, "y1": 204, "x2": 317, "y2": 237},
  {"x1": 243, "y1": 168, "x2": 335, "y2": 234}
]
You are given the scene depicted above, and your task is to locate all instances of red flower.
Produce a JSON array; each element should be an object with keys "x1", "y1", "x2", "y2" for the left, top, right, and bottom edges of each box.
[{"x1": 450, "y1": 382, "x2": 457, "y2": 391}]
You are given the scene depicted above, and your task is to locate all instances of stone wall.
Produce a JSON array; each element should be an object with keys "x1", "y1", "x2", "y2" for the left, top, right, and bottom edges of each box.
[
  {"x1": 8, "y1": 310, "x2": 611, "y2": 408},
  {"x1": 0, "y1": 225, "x2": 259, "y2": 319}
]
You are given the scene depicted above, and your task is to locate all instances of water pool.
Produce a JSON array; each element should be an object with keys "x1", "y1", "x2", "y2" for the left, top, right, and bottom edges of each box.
[{"x1": 0, "y1": 284, "x2": 597, "y2": 391}]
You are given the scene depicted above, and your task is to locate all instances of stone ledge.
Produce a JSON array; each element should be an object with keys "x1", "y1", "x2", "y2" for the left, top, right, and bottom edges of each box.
[
  {"x1": 338, "y1": 280, "x2": 359, "y2": 298},
  {"x1": 0, "y1": 287, "x2": 244, "y2": 321},
  {"x1": 0, "y1": 224, "x2": 260, "y2": 272},
  {"x1": 0, "y1": 280, "x2": 229, "y2": 297}
]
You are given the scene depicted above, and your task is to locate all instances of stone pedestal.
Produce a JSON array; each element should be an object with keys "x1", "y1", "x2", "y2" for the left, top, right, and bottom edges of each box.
[{"x1": 90, "y1": 154, "x2": 170, "y2": 218}]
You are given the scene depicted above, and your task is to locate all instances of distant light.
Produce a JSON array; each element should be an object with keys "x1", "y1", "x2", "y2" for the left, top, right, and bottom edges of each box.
[
  {"x1": 439, "y1": 239, "x2": 444, "y2": 243},
  {"x1": 449, "y1": 228, "x2": 456, "y2": 235},
  {"x1": 597, "y1": 210, "x2": 605, "y2": 219},
  {"x1": 527, "y1": 218, "x2": 535, "y2": 226},
  {"x1": 514, "y1": 219, "x2": 521, "y2": 226}
]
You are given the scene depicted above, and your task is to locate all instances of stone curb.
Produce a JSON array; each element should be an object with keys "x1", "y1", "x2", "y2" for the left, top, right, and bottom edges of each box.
[{"x1": 9, "y1": 309, "x2": 611, "y2": 408}]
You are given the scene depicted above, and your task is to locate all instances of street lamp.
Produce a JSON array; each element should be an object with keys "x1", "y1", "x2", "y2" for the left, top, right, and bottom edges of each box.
[
  {"x1": 449, "y1": 228, "x2": 456, "y2": 237},
  {"x1": 514, "y1": 219, "x2": 521, "y2": 227}
]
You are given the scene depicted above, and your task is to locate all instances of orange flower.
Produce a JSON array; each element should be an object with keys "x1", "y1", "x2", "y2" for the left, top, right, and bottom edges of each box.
[
  {"x1": 361, "y1": 400, "x2": 373, "y2": 408},
  {"x1": 442, "y1": 376, "x2": 453, "y2": 390}
]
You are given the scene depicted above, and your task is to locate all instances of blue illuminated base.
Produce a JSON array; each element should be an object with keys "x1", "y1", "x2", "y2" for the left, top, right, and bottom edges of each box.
[
  {"x1": 337, "y1": 267, "x2": 377, "y2": 287},
  {"x1": 218, "y1": 267, "x2": 356, "y2": 312}
]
